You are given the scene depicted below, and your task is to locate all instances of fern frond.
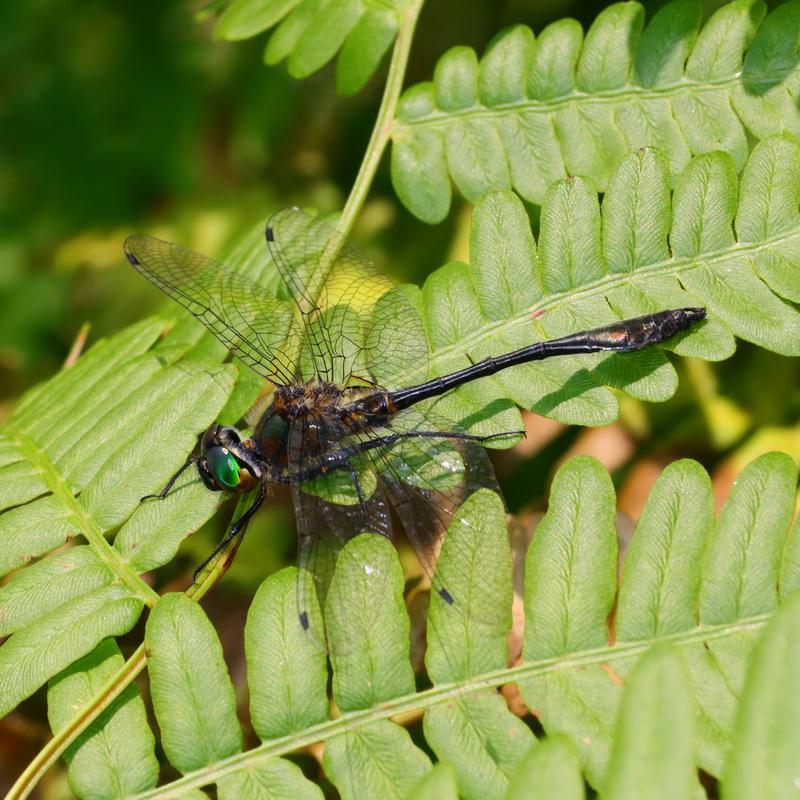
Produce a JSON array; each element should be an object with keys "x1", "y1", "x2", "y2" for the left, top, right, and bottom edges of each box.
[
  {"x1": 147, "y1": 594, "x2": 243, "y2": 771},
  {"x1": 389, "y1": 135, "x2": 800, "y2": 434},
  {"x1": 0, "y1": 224, "x2": 280, "y2": 722},
  {"x1": 6, "y1": 141, "x2": 800, "y2": 796},
  {"x1": 212, "y1": 0, "x2": 410, "y2": 95},
  {"x1": 505, "y1": 737, "x2": 584, "y2": 800},
  {"x1": 47, "y1": 640, "x2": 158, "y2": 799},
  {"x1": 722, "y1": 592, "x2": 800, "y2": 799},
  {"x1": 406, "y1": 763, "x2": 458, "y2": 800},
  {"x1": 601, "y1": 644, "x2": 697, "y2": 800},
  {"x1": 322, "y1": 535, "x2": 432, "y2": 797},
  {"x1": 390, "y1": 0, "x2": 800, "y2": 222},
  {"x1": 519, "y1": 452, "x2": 798, "y2": 782},
  {"x1": 244, "y1": 569, "x2": 329, "y2": 739},
  {"x1": 421, "y1": 490, "x2": 533, "y2": 797},
  {"x1": 0, "y1": 324, "x2": 235, "y2": 719},
  {"x1": 91, "y1": 451, "x2": 800, "y2": 800}
]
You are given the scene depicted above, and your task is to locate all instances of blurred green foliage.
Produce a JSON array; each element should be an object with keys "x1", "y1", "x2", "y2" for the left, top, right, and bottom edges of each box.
[
  {"x1": 1, "y1": 0, "x2": 703, "y2": 395},
  {"x1": 2, "y1": 0, "x2": 797, "y2": 534},
  {"x1": 2, "y1": 0, "x2": 799, "y2": 794}
]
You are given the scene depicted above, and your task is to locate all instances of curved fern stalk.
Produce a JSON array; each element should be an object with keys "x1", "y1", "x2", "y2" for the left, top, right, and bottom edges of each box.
[
  {"x1": 45, "y1": 640, "x2": 159, "y2": 798},
  {"x1": 0, "y1": 320, "x2": 239, "y2": 797},
  {"x1": 0, "y1": 226, "x2": 284, "y2": 800},
  {"x1": 394, "y1": 133, "x2": 800, "y2": 437},
  {"x1": 212, "y1": 0, "x2": 420, "y2": 96},
  {"x1": 390, "y1": 0, "x2": 800, "y2": 223},
  {"x1": 6, "y1": 133, "x2": 800, "y2": 795},
  {"x1": 213, "y1": 0, "x2": 424, "y2": 238},
  {"x1": 108, "y1": 451, "x2": 800, "y2": 799}
]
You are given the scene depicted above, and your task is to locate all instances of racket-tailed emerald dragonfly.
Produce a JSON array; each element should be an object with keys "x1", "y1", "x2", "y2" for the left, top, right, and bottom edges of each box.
[{"x1": 125, "y1": 208, "x2": 705, "y2": 635}]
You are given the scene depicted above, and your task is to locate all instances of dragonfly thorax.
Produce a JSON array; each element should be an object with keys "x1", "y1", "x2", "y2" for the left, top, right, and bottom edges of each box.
[
  {"x1": 271, "y1": 380, "x2": 344, "y2": 419},
  {"x1": 270, "y1": 380, "x2": 392, "y2": 421}
]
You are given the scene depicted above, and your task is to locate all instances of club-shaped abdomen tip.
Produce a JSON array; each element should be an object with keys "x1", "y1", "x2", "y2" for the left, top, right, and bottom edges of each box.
[{"x1": 682, "y1": 307, "x2": 707, "y2": 327}]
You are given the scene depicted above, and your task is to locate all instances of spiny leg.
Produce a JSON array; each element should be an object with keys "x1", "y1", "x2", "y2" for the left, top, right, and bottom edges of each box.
[
  {"x1": 191, "y1": 480, "x2": 267, "y2": 584},
  {"x1": 341, "y1": 427, "x2": 525, "y2": 461},
  {"x1": 279, "y1": 428, "x2": 524, "y2": 486},
  {"x1": 348, "y1": 461, "x2": 369, "y2": 522},
  {"x1": 374, "y1": 428, "x2": 524, "y2": 445},
  {"x1": 141, "y1": 456, "x2": 198, "y2": 501}
]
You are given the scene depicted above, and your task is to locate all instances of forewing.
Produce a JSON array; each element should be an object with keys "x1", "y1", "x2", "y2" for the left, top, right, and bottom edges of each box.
[
  {"x1": 362, "y1": 285, "x2": 430, "y2": 389},
  {"x1": 266, "y1": 208, "x2": 429, "y2": 387},
  {"x1": 125, "y1": 234, "x2": 299, "y2": 386},
  {"x1": 286, "y1": 403, "x2": 517, "y2": 661}
]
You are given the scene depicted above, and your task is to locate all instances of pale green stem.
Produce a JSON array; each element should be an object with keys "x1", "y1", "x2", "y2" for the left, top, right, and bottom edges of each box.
[
  {"x1": 129, "y1": 614, "x2": 770, "y2": 799},
  {"x1": 9, "y1": 5, "x2": 424, "y2": 797},
  {"x1": 338, "y1": 0, "x2": 425, "y2": 239},
  {"x1": 6, "y1": 503, "x2": 247, "y2": 800},
  {"x1": 6, "y1": 645, "x2": 149, "y2": 800}
]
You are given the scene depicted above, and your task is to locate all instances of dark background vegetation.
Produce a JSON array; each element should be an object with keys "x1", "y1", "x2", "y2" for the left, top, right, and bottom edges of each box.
[{"x1": 1, "y1": 0, "x2": 797, "y2": 795}]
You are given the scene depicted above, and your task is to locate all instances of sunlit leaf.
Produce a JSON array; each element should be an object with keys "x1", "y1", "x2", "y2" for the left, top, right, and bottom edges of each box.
[
  {"x1": 721, "y1": 592, "x2": 800, "y2": 800},
  {"x1": 146, "y1": 594, "x2": 243, "y2": 773},
  {"x1": 602, "y1": 644, "x2": 697, "y2": 800},
  {"x1": 214, "y1": 0, "x2": 405, "y2": 95},
  {"x1": 390, "y1": 0, "x2": 800, "y2": 222},
  {"x1": 47, "y1": 640, "x2": 159, "y2": 800}
]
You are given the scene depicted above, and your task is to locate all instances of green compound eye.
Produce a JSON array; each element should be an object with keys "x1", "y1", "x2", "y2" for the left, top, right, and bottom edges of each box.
[{"x1": 206, "y1": 446, "x2": 241, "y2": 489}]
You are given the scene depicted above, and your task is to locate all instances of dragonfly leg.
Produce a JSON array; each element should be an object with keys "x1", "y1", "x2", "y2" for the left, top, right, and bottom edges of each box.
[
  {"x1": 470, "y1": 429, "x2": 526, "y2": 443},
  {"x1": 141, "y1": 456, "x2": 198, "y2": 501},
  {"x1": 348, "y1": 461, "x2": 369, "y2": 521},
  {"x1": 390, "y1": 429, "x2": 524, "y2": 444},
  {"x1": 280, "y1": 428, "x2": 524, "y2": 485},
  {"x1": 191, "y1": 479, "x2": 267, "y2": 584},
  {"x1": 346, "y1": 428, "x2": 524, "y2": 454}
]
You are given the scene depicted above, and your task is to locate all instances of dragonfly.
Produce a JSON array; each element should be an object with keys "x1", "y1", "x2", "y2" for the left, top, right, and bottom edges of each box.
[{"x1": 125, "y1": 208, "x2": 705, "y2": 638}]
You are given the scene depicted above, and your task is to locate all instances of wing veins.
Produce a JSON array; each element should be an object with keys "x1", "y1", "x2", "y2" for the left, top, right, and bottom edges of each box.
[{"x1": 126, "y1": 234, "x2": 298, "y2": 386}]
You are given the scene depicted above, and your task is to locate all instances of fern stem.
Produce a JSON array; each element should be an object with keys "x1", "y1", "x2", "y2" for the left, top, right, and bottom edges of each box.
[
  {"x1": 337, "y1": 0, "x2": 425, "y2": 239},
  {"x1": 6, "y1": 423, "x2": 158, "y2": 605},
  {"x1": 127, "y1": 614, "x2": 770, "y2": 799},
  {"x1": 6, "y1": 505, "x2": 247, "y2": 800},
  {"x1": 5, "y1": 645, "x2": 147, "y2": 800}
]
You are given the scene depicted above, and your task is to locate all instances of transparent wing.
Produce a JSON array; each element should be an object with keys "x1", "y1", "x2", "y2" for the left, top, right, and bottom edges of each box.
[
  {"x1": 125, "y1": 235, "x2": 300, "y2": 386},
  {"x1": 353, "y1": 406, "x2": 512, "y2": 611},
  {"x1": 287, "y1": 401, "x2": 518, "y2": 653},
  {"x1": 287, "y1": 411, "x2": 394, "y2": 652},
  {"x1": 266, "y1": 208, "x2": 429, "y2": 388},
  {"x1": 354, "y1": 406, "x2": 520, "y2": 684}
]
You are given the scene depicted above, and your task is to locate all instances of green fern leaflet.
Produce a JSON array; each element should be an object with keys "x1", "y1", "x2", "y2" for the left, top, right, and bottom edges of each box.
[{"x1": 391, "y1": 0, "x2": 800, "y2": 222}]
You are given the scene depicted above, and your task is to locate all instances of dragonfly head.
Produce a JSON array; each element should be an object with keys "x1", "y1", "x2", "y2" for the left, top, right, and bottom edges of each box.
[{"x1": 198, "y1": 424, "x2": 262, "y2": 493}]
